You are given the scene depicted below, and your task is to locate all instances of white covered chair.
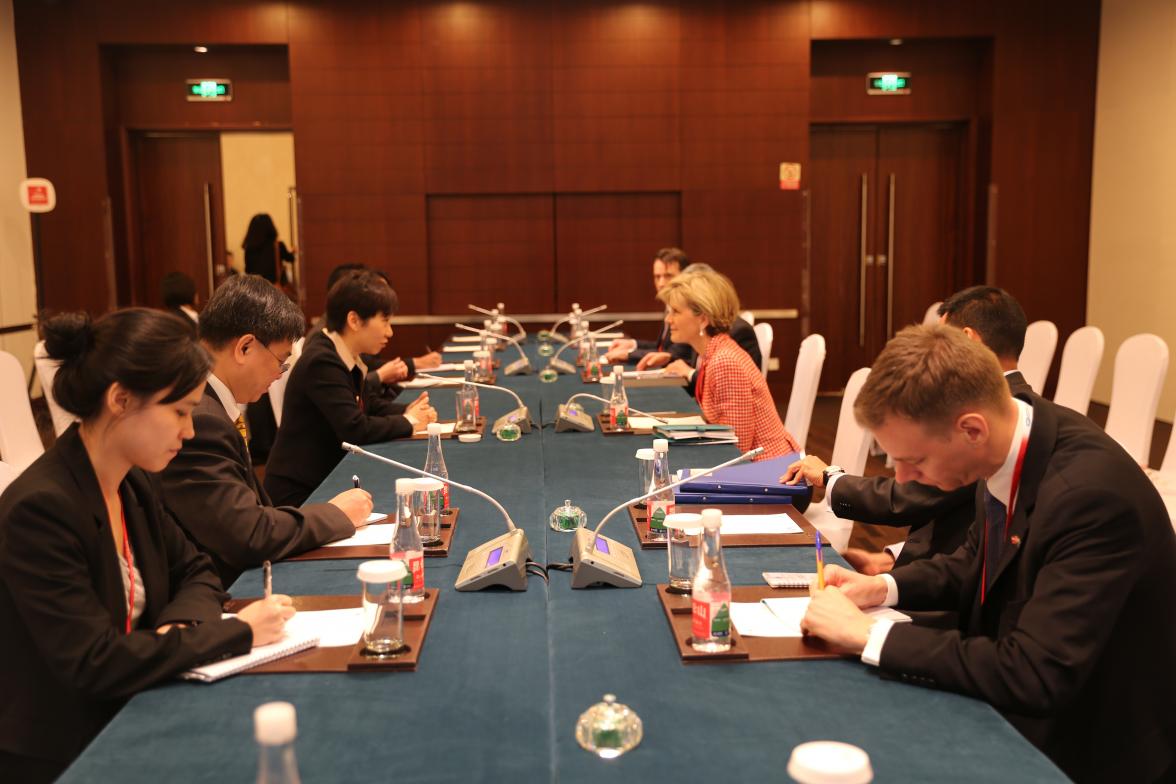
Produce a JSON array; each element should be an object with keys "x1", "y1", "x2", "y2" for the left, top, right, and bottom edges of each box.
[
  {"x1": 783, "y1": 333, "x2": 825, "y2": 452},
  {"x1": 922, "y1": 301, "x2": 943, "y2": 326},
  {"x1": 804, "y1": 367, "x2": 872, "y2": 553},
  {"x1": 753, "y1": 322, "x2": 773, "y2": 379},
  {"x1": 33, "y1": 340, "x2": 77, "y2": 436},
  {"x1": 268, "y1": 337, "x2": 305, "y2": 427},
  {"x1": 1052, "y1": 326, "x2": 1105, "y2": 415},
  {"x1": 0, "y1": 350, "x2": 44, "y2": 471},
  {"x1": 739, "y1": 309, "x2": 755, "y2": 326},
  {"x1": 1018, "y1": 320, "x2": 1059, "y2": 395},
  {"x1": 0, "y1": 459, "x2": 18, "y2": 496},
  {"x1": 1104, "y1": 333, "x2": 1169, "y2": 466}
]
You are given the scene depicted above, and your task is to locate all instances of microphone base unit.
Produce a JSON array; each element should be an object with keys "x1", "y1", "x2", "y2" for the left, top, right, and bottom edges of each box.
[
  {"x1": 503, "y1": 357, "x2": 533, "y2": 376},
  {"x1": 569, "y1": 528, "x2": 642, "y2": 589},
  {"x1": 547, "y1": 358, "x2": 577, "y2": 375},
  {"x1": 492, "y1": 406, "x2": 534, "y2": 435},
  {"x1": 555, "y1": 403, "x2": 596, "y2": 432},
  {"x1": 456, "y1": 528, "x2": 532, "y2": 591}
]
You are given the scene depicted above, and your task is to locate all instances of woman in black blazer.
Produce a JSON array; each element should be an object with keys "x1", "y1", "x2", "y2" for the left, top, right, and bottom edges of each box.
[
  {"x1": 264, "y1": 269, "x2": 437, "y2": 506},
  {"x1": 0, "y1": 309, "x2": 294, "y2": 783}
]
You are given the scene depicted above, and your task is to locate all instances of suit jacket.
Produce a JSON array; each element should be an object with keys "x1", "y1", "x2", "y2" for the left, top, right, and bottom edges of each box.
[
  {"x1": 160, "y1": 384, "x2": 354, "y2": 587},
  {"x1": 828, "y1": 370, "x2": 1038, "y2": 565},
  {"x1": 682, "y1": 318, "x2": 761, "y2": 398},
  {"x1": 0, "y1": 426, "x2": 252, "y2": 766},
  {"x1": 628, "y1": 321, "x2": 671, "y2": 363},
  {"x1": 879, "y1": 396, "x2": 1176, "y2": 783},
  {"x1": 165, "y1": 306, "x2": 198, "y2": 338},
  {"x1": 264, "y1": 330, "x2": 412, "y2": 506}
]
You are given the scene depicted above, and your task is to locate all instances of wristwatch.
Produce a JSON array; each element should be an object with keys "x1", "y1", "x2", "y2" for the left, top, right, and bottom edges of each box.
[{"x1": 822, "y1": 465, "x2": 845, "y2": 487}]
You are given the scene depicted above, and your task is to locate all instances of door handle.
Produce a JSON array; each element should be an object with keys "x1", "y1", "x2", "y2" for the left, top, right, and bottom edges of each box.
[
  {"x1": 202, "y1": 182, "x2": 215, "y2": 296},
  {"x1": 885, "y1": 173, "x2": 896, "y2": 338},
  {"x1": 859, "y1": 173, "x2": 868, "y2": 347}
]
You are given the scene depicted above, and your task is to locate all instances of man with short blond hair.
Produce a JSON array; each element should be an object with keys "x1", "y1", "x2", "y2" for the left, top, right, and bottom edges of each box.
[{"x1": 800, "y1": 324, "x2": 1175, "y2": 783}]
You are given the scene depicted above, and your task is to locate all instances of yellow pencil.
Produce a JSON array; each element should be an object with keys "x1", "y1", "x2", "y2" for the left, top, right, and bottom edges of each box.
[{"x1": 815, "y1": 530, "x2": 825, "y2": 590}]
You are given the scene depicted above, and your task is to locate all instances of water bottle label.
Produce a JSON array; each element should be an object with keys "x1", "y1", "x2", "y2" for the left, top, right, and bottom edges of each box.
[
  {"x1": 439, "y1": 485, "x2": 450, "y2": 510},
  {"x1": 610, "y1": 406, "x2": 628, "y2": 429},
  {"x1": 390, "y1": 552, "x2": 424, "y2": 591},
  {"x1": 691, "y1": 597, "x2": 731, "y2": 641},
  {"x1": 648, "y1": 500, "x2": 673, "y2": 531}
]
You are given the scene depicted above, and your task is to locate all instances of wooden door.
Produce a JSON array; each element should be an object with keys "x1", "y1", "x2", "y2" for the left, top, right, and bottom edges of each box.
[
  {"x1": 129, "y1": 133, "x2": 225, "y2": 307},
  {"x1": 809, "y1": 123, "x2": 966, "y2": 390}
]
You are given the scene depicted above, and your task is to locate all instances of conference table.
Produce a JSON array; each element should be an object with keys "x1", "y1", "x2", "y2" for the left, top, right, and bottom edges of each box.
[{"x1": 61, "y1": 339, "x2": 1068, "y2": 783}]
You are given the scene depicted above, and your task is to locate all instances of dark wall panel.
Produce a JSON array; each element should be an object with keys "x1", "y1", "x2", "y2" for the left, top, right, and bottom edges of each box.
[
  {"x1": 553, "y1": 192, "x2": 681, "y2": 314},
  {"x1": 426, "y1": 194, "x2": 555, "y2": 315}
]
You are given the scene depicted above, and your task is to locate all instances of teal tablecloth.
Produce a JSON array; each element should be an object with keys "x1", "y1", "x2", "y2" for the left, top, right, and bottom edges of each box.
[{"x1": 61, "y1": 339, "x2": 1068, "y2": 783}]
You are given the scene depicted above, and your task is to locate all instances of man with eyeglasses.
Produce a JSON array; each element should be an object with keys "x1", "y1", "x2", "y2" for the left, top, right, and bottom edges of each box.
[{"x1": 159, "y1": 275, "x2": 373, "y2": 588}]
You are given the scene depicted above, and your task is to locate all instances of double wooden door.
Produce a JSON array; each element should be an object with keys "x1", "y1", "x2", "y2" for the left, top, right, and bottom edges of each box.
[{"x1": 809, "y1": 123, "x2": 967, "y2": 390}]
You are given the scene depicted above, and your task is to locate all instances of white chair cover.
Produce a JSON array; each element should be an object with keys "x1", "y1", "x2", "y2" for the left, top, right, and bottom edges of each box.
[
  {"x1": 1052, "y1": 326, "x2": 1104, "y2": 415},
  {"x1": 1104, "y1": 333, "x2": 1168, "y2": 465},
  {"x1": 753, "y1": 322, "x2": 773, "y2": 379},
  {"x1": 1018, "y1": 320, "x2": 1059, "y2": 394},
  {"x1": 33, "y1": 340, "x2": 77, "y2": 436},
  {"x1": 268, "y1": 336, "x2": 305, "y2": 427},
  {"x1": 922, "y1": 301, "x2": 943, "y2": 326},
  {"x1": 783, "y1": 334, "x2": 826, "y2": 452},
  {"x1": 0, "y1": 350, "x2": 44, "y2": 471}
]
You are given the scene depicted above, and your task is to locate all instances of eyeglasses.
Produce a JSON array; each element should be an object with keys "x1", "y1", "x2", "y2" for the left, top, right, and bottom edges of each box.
[{"x1": 256, "y1": 341, "x2": 292, "y2": 374}]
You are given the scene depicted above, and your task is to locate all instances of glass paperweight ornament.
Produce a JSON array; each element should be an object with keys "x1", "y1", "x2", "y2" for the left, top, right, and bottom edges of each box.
[
  {"x1": 539, "y1": 368, "x2": 559, "y2": 383},
  {"x1": 549, "y1": 499, "x2": 587, "y2": 532},
  {"x1": 537, "y1": 330, "x2": 555, "y2": 357},
  {"x1": 575, "y1": 694, "x2": 642, "y2": 759},
  {"x1": 496, "y1": 422, "x2": 522, "y2": 442}
]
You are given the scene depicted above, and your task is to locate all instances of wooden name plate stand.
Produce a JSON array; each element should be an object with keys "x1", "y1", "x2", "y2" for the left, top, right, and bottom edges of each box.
[
  {"x1": 222, "y1": 591, "x2": 439, "y2": 672},
  {"x1": 627, "y1": 503, "x2": 817, "y2": 549},
  {"x1": 413, "y1": 417, "x2": 487, "y2": 440},
  {"x1": 287, "y1": 508, "x2": 460, "y2": 561},
  {"x1": 596, "y1": 412, "x2": 696, "y2": 436},
  {"x1": 656, "y1": 584, "x2": 838, "y2": 663}
]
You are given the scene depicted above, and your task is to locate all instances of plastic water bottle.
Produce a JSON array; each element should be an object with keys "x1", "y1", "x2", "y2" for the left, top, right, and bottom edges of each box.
[
  {"x1": 255, "y1": 702, "x2": 301, "y2": 784},
  {"x1": 647, "y1": 438, "x2": 674, "y2": 541},
  {"x1": 609, "y1": 365, "x2": 629, "y2": 429},
  {"x1": 691, "y1": 509, "x2": 732, "y2": 652},
  {"x1": 390, "y1": 477, "x2": 425, "y2": 602},
  {"x1": 461, "y1": 359, "x2": 480, "y2": 421},
  {"x1": 423, "y1": 422, "x2": 450, "y2": 510}
]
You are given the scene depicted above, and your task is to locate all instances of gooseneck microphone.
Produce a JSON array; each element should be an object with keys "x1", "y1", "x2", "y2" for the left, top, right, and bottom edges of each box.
[
  {"x1": 549, "y1": 304, "x2": 607, "y2": 341},
  {"x1": 547, "y1": 319, "x2": 623, "y2": 374},
  {"x1": 342, "y1": 442, "x2": 532, "y2": 591},
  {"x1": 568, "y1": 447, "x2": 765, "y2": 589},
  {"x1": 453, "y1": 323, "x2": 532, "y2": 375},
  {"x1": 415, "y1": 373, "x2": 534, "y2": 435},
  {"x1": 468, "y1": 304, "x2": 527, "y2": 340},
  {"x1": 553, "y1": 392, "x2": 668, "y2": 432}
]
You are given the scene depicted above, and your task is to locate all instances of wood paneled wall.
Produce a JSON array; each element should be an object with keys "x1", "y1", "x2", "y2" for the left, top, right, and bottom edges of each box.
[{"x1": 15, "y1": 0, "x2": 1100, "y2": 395}]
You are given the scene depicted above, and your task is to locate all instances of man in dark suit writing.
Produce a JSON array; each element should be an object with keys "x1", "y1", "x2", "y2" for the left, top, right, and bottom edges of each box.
[
  {"x1": 159, "y1": 275, "x2": 373, "y2": 588},
  {"x1": 800, "y1": 325, "x2": 1175, "y2": 783}
]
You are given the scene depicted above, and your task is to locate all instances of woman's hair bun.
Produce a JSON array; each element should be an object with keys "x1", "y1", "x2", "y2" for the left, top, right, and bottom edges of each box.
[{"x1": 42, "y1": 312, "x2": 94, "y2": 363}]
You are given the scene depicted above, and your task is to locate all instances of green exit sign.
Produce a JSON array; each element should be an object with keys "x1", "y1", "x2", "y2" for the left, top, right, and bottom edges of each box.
[
  {"x1": 185, "y1": 78, "x2": 232, "y2": 102},
  {"x1": 867, "y1": 72, "x2": 911, "y2": 95}
]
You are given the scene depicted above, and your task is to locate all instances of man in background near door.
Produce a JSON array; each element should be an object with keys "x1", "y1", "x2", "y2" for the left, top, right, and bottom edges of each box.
[
  {"x1": 161, "y1": 271, "x2": 199, "y2": 338},
  {"x1": 160, "y1": 274, "x2": 372, "y2": 588},
  {"x1": 783, "y1": 285, "x2": 1034, "y2": 574},
  {"x1": 604, "y1": 247, "x2": 689, "y2": 364}
]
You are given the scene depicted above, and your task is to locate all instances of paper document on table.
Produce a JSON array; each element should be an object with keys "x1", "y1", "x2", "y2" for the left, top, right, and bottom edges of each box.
[
  {"x1": 442, "y1": 345, "x2": 480, "y2": 353},
  {"x1": 626, "y1": 415, "x2": 707, "y2": 430},
  {"x1": 324, "y1": 523, "x2": 396, "y2": 548},
  {"x1": 593, "y1": 332, "x2": 624, "y2": 340},
  {"x1": 401, "y1": 377, "x2": 461, "y2": 388},
  {"x1": 718, "y1": 513, "x2": 803, "y2": 535},
  {"x1": 432, "y1": 362, "x2": 466, "y2": 372},
  {"x1": 366, "y1": 512, "x2": 389, "y2": 524},
  {"x1": 450, "y1": 335, "x2": 482, "y2": 343},
  {"x1": 730, "y1": 602, "x2": 795, "y2": 637},
  {"x1": 738, "y1": 597, "x2": 910, "y2": 638},
  {"x1": 283, "y1": 607, "x2": 365, "y2": 648}
]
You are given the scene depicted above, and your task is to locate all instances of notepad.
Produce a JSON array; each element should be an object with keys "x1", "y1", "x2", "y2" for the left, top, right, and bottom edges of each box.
[
  {"x1": 179, "y1": 628, "x2": 319, "y2": 683},
  {"x1": 719, "y1": 514, "x2": 803, "y2": 535},
  {"x1": 762, "y1": 572, "x2": 816, "y2": 588},
  {"x1": 450, "y1": 335, "x2": 482, "y2": 343},
  {"x1": 730, "y1": 597, "x2": 911, "y2": 638},
  {"x1": 442, "y1": 345, "x2": 481, "y2": 353},
  {"x1": 324, "y1": 522, "x2": 396, "y2": 547},
  {"x1": 626, "y1": 415, "x2": 707, "y2": 430},
  {"x1": 401, "y1": 377, "x2": 461, "y2": 388}
]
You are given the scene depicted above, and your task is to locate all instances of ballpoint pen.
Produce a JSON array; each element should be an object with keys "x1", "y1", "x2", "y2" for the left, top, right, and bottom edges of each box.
[
  {"x1": 263, "y1": 560, "x2": 272, "y2": 599},
  {"x1": 814, "y1": 531, "x2": 825, "y2": 590}
]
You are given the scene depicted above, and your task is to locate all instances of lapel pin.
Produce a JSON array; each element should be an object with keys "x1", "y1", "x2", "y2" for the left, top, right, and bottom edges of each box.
[{"x1": 1009, "y1": 535, "x2": 1021, "y2": 546}]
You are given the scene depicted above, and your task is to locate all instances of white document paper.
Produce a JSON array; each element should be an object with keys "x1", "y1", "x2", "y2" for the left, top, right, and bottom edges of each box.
[
  {"x1": 283, "y1": 607, "x2": 365, "y2": 648},
  {"x1": 450, "y1": 335, "x2": 482, "y2": 343},
  {"x1": 735, "y1": 597, "x2": 910, "y2": 638},
  {"x1": 442, "y1": 345, "x2": 481, "y2": 353},
  {"x1": 719, "y1": 514, "x2": 803, "y2": 536},
  {"x1": 626, "y1": 415, "x2": 707, "y2": 430},
  {"x1": 323, "y1": 523, "x2": 397, "y2": 548},
  {"x1": 401, "y1": 377, "x2": 461, "y2": 388},
  {"x1": 366, "y1": 511, "x2": 389, "y2": 524},
  {"x1": 414, "y1": 422, "x2": 456, "y2": 436}
]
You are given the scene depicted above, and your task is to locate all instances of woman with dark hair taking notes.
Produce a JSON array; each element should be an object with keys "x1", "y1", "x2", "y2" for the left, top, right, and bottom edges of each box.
[
  {"x1": 0, "y1": 309, "x2": 294, "y2": 783},
  {"x1": 658, "y1": 268, "x2": 801, "y2": 460}
]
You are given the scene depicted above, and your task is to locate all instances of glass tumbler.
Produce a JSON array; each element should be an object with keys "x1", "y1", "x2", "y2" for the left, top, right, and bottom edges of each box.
[
  {"x1": 634, "y1": 448, "x2": 655, "y2": 510},
  {"x1": 358, "y1": 559, "x2": 407, "y2": 655},
  {"x1": 413, "y1": 478, "x2": 443, "y2": 547},
  {"x1": 663, "y1": 513, "x2": 702, "y2": 593}
]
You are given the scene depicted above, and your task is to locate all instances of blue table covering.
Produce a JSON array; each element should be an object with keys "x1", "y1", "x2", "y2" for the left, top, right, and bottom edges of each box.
[{"x1": 61, "y1": 339, "x2": 1068, "y2": 783}]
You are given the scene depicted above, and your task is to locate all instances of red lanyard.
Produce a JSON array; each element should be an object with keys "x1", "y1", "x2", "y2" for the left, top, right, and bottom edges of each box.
[
  {"x1": 981, "y1": 432, "x2": 1029, "y2": 603},
  {"x1": 120, "y1": 507, "x2": 135, "y2": 634}
]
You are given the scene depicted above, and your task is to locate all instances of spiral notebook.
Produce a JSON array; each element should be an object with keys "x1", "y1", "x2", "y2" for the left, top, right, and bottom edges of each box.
[
  {"x1": 179, "y1": 629, "x2": 320, "y2": 683},
  {"x1": 762, "y1": 572, "x2": 816, "y2": 588}
]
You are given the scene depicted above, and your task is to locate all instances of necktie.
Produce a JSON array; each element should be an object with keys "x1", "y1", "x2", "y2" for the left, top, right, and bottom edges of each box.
[
  {"x1": 234, "y1": 414, "x2": 249, "y2": 446},
  {"x1": 982, "y1": 488, "x2": 1007, "y2": 599}
]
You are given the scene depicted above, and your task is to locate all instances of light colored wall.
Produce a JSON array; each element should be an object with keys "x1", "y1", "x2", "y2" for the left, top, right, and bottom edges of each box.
[
  {"x1": 0, "y1": 0, "x2": 38, "y2": 379},
  {"x1": 1087, "y1": 0, "x2": 1176, "y2": 420},
  {"x1": 220, "y1": 132, "x2": 296, "y2": 275}
]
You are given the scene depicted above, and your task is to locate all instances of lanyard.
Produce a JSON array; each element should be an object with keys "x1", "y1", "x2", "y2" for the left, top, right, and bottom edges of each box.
[
  {"x1": 981, "y1": 432, "x2": 1029, "y2": 603},
  {"x1": 120, "y1": 506, "x2": 135, "y2": 635}
]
